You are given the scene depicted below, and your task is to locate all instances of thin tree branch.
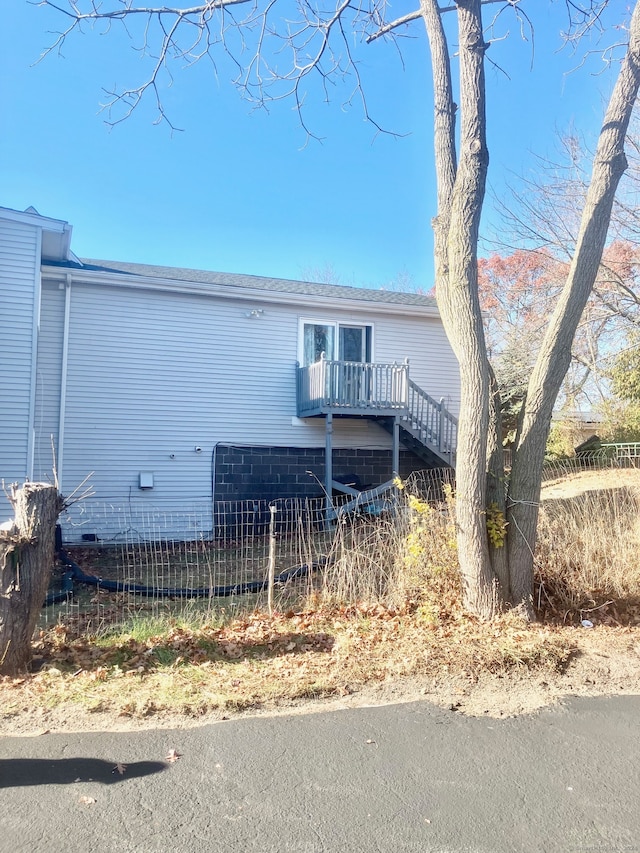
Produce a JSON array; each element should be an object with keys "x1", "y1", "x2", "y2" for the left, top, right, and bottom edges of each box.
[{"x1": 365, "y1": 9, "x2": 421, "y2": 44}]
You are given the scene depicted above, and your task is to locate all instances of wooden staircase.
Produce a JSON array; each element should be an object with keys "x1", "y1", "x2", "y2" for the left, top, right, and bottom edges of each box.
[
  {"x1": 297, "y1": 358, "x2": 457, "y2": 468},
  {"x1": 372, "y1": 379, "x2": 456, "y2": 468}
]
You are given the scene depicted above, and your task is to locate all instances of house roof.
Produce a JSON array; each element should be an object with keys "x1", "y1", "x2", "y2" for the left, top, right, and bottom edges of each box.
[
  {"x1": 0, "y1": 205, "x2": 74, "y2": 262},
  {"x1": 46, "y1": 257, "x2": 437, "y2": 308}
]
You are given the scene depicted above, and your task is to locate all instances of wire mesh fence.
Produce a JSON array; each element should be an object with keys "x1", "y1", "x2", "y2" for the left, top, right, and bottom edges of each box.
[
  {"x1": 43, "y1": 468, "x2": 458, "y2": 630},
  {"x1": 42, "y1": 458, "x2": 613, "y2": 632},
  {"x1": 540, "y1": 454, "x2": 622, "y2": 482},
  {"x1": 44, "y1": 496, "x2": 333, "y2": 629}
]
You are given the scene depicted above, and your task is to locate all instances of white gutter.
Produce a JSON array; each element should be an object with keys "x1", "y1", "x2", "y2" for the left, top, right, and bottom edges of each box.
[
  {"x1": 57, "y1": 274, "x2": 72, "y2": 493},
  {"x1": 41, "y1": 266, "x2": 441, "y2": 319}
]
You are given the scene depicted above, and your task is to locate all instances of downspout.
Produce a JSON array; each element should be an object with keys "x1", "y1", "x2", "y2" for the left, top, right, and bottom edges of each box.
[
  {"x1": 211, "y1": 441, "x2": 220, "y2": 535},
  {"x1": 26, "y1": 228, "x2": 43, "y2": 481},
  {"x1": 57, "y1": 273, "x2": 72, "y2": 492}
]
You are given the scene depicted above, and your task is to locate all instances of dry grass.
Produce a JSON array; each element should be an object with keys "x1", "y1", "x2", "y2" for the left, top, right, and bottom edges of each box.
[
  {"x1": 0, "y1": 605, "x2": 571, "y2": 728},
  {"x1": 314, "y1": 487, "x2": 461, "y2": 614},
  {"x1": 537, "y1": 468, "x2": 640, "y2": 620},
  {"x1": 320, "y1": 466, "x2": 640, "y2": 625},
  {"x1": 4, "y1": 465, "x2": 640, "y2": 732}
]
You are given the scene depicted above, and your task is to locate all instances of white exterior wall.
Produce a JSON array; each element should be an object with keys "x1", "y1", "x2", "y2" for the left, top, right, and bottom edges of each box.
[
  {"x1": 33, "y1": 281, "x2": 65, "y2": 482},
  {"x1": 37, "y1": 274, "x2": 459, "y2": 540},
  {"x1": 61, "y1": 280, "x2": 306, "y2": 502},
  {"x1": 0, "y1": 217, "x2": 40, "y2": 512}
]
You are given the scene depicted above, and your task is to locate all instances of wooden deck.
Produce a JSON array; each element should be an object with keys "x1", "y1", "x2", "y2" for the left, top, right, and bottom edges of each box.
[
  {"x1": 296, "y1": 357, "x2": 457, "y2": 465},
  {"x1": 297, "y1": 358, "x2": 408, "y2": 417}
]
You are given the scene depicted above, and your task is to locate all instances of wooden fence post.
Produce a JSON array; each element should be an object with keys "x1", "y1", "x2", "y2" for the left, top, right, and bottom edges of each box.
[{"x1": 0, "y1": 483, "x2": 64, "y2": 676}]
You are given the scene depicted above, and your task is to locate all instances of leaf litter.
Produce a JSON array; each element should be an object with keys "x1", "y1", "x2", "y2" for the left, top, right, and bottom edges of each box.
[
  {"x1": 0, "y1": 602, "x2": 580, "y2": 731},
  {"x1": 4, "y1": 470, "x2": 640, "y2": 733}
]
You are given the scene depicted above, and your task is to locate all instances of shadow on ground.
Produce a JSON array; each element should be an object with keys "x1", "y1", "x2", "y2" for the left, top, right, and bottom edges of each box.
[{"x1": 0, "y1": 758, "x2": 167, "y2": 787}]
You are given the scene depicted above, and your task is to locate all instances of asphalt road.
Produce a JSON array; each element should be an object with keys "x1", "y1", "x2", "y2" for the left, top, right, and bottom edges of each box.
[{"x1": 1, "y1": 695, "x2": 639, "y2": 853}]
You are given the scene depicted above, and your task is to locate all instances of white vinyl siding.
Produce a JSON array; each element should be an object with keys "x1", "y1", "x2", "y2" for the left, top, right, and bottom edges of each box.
[
  {"x1": 0, "y1": 218, "x2": 39, "y2": 510},
  {"x1": 33, "y1": 281, "x2": 65, "y2": 482},
  {"x1": 59, "y1": 284, "x2": 389, "y2": 503},
  {"x1": 37, "y1": 276, "x2": 459, "y2": 518},
  {"x1": 373, "y1": 313, "x2": 460, "y2": 416}
]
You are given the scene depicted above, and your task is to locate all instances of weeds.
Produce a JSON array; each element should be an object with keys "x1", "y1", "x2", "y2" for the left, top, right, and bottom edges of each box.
[
  {"x1": 312, "y1": 482, "x2": 460, "y2": 622},
  {"x1": 536, "y1": 472, "x2": 640, "y2": 618},
  {"x1": 5, "y1": 465, "x2": 640, "y2": 728}
]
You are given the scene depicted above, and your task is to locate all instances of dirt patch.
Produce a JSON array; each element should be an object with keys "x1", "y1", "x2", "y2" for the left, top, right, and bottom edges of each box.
[
  {"x1": 3, "y1": 626, "x2": 640, "y2": 735},
  {"x1": 540, "y1": 465, "x2": 640, "y2": 500}
]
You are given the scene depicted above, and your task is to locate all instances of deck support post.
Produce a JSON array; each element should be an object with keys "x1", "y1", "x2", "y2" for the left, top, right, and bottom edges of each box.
[
  {"x1": 392, "y1": 415, "x2": 400, "y2": 479},
  {"x1": 325, "y1": 413, "x2": 334, "y2": 526}
]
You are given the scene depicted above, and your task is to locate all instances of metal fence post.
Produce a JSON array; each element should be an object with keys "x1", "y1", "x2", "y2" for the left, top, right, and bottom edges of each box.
[{"x1": 267, "y1": 503, "x2": 277, "y2": 616}]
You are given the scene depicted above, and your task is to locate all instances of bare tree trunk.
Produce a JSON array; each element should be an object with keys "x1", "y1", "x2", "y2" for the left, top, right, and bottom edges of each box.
[
  {"x1": 423, "y1": 0, "x2": 640, "y2": 620},
  {"x1": 0, "y1": 483, "x2": 64, "y2": 676},
  {"x1": 486, "y1": 364, "x2": 510, "y2": 602},
  {"x1": 507, "y1": 0, "x2": 640, "y2": 615},
  {"x1": 424, "y1": 0, "x2": 501, "y2": 617}
]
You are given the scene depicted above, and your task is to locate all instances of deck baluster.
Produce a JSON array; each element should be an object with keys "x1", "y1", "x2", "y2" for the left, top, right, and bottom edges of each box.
[{"x1": 296, "y1": 359, "x2": 456, "y2": 465}]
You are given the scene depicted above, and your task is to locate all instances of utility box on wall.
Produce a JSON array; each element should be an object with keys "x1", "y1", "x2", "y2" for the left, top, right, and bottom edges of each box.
[{"x1": 139, "y1": 472, "x2": 154, "y2": 490}]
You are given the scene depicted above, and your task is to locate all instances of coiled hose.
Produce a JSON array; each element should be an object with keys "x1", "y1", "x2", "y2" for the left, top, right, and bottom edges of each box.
[{"x1": 45, "y1": 541, "x2": 325, "y2": 606}]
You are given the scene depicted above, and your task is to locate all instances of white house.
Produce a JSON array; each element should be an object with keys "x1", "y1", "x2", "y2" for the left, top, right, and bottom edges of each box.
[{"x1": 0, "y1": 206, "x2": 460, "y2": 542}]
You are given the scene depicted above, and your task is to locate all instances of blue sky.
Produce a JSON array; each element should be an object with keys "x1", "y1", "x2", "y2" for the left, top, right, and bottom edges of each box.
[{"x1": 1, "y1": 0, "x2": 628, "y2": 289}]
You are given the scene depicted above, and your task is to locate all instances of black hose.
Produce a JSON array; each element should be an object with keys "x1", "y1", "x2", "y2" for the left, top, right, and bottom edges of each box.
[
  {"x1": 44, "y1": 571, "x2": 75, "y2": 606},
  {"x1": 44, "y1": 547, "x2": 325, "y2": 605}
]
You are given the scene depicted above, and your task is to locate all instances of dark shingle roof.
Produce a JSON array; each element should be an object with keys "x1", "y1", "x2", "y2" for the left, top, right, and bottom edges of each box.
[{"x1": 47, "y1": 257, "x2": 437, "y2": 308}]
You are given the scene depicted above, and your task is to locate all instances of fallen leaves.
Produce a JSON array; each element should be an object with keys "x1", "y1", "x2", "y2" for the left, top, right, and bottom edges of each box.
[
  {"x1": 3, "y1": 603, "x2": 576, "y2": 728},
  {"x1": 31, "y1": 613, "x2": 337, "y2": 677}
]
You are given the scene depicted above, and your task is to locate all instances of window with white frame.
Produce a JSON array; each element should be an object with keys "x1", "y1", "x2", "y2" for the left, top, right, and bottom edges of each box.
[{"x1": 299, "y1": 320, "x2": 373, "y2": 365}]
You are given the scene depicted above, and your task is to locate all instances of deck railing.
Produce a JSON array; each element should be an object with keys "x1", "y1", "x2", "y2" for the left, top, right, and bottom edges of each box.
[
  {"x1": 297, "y1": 357, "x2": 409, "y2": 414},
  {"x1": 297, "y1": 357, "x2": 458, "y2": 462}
]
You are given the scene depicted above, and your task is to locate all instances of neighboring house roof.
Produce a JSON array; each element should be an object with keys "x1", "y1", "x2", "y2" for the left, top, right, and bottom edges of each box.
[
  {"x1": 552, "y1": 410, "x2": 604, "y2": 426},
  {"x1": 45, "y1": 257, "x2": 438, "y2": 309}
]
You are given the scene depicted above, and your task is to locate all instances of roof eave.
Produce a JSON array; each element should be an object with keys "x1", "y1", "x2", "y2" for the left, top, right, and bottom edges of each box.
[
  {"x1": 41, "y1": 264, "x2": 442, "y2": 318},
  {"x1": 0, "y1": 207, "x2": 73, "y2": 262}
]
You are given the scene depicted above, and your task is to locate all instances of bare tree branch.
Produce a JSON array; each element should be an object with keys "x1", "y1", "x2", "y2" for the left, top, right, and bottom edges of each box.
[
  {"x1": 38, "y1": 0, "x2": 530, "y2": 133},
  {"x1": 365, "y1": 10, "x2": 421, "y2": 45}
]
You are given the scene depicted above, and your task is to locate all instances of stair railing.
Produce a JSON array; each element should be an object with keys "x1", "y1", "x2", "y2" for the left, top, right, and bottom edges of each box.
[
  {"x1": 406, "y1": 379, "x2": 458, "y2": 460},
  {"x1": 297, "y1": 357, "x2": 457, "y2": 462}
]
